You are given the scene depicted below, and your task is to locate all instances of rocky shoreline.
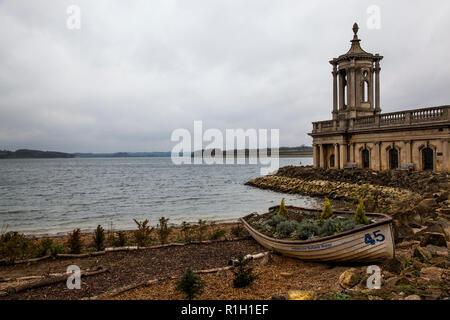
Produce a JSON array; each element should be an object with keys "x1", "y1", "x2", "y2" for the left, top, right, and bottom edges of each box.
[
  {"x1": 245, "y1": 166, "x2": 449, "y2": 299},
  {"x1": 246, "y1": 166, "x2": 450, "y2": 242}
]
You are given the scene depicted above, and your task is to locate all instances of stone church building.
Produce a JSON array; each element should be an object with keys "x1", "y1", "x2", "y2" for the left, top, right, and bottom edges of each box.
[{"x1": 310, "y1": 23, "x2": 450, "y2": 172}]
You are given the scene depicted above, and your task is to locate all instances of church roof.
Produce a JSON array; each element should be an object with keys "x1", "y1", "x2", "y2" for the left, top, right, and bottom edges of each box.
[{"x1": 330, "y1": 23, "x2": 382, "y2": 65}]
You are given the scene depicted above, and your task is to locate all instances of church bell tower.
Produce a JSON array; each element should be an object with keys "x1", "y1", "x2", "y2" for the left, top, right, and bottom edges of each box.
[{"x1": 330, "y1": 23, "x2": 383, "y2": 120}]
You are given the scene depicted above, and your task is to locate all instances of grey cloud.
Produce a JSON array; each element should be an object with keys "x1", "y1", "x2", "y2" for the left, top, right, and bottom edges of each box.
[{"x1": 0, "y1": 0, "x2": 449, "y2": 152}]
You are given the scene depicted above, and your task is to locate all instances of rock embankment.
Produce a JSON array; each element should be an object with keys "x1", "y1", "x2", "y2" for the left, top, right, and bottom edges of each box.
[
  {"x1": 275, "y1": 166, "x2": 449, "y2": 194},
  {"x1": 246, "y1": 175, "x2": 419, "y2": 211}
]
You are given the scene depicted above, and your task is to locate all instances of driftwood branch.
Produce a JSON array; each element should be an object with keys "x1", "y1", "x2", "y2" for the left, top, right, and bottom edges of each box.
[{"x1": 0, "y1": 268, "x2": 109, "y2": 297}]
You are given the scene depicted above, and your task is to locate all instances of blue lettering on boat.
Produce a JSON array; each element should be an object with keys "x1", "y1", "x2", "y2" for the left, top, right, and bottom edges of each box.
[{"x1": 291, "y1": 243, "x2": 332, "y2": 251}]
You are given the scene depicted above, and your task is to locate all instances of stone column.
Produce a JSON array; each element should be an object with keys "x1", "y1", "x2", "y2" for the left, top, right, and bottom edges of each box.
[
  {"x1": 369, "y1": 69, "x2": 374, "y2": 108},
  {"x1": 334, "y1": 143, "x2": 339, "y2": 168},
  {"x1": 405, "y1": 140, "x2": 412, "y2": 163},
  {"x1": 347, "y1": 68, "x2": 353, "y2": 110},
  {"x1": 332, "y1": 65, "x2": 338, "y2": 119},
  {"x1": 339, "y1": 144, "x2": 347, "y2": 169},
  {"x1": 339, "y1": 72, "x2": 345, "y2": 111},
  {"x1": 313, "y1": 144, "x2": 319, "y2": 168},
  {"x1": 319, "y1": 144, "x2": 325, "y2": 169},
  {"x1": 375, "y1": 61, "x2": 381, "y2": 113},
  {"x1": 443, "y1": 139, "x2": 449, "y2": 171},
  {"x1": 350, "y1": 143, "x2": 355, "y2": 163},
  {"x1": 374, "y1": 142, "x2": 381, "y2": 170}
]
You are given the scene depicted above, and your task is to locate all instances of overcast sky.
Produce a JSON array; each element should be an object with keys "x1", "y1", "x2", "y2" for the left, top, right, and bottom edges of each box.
[{"x1": 0, "y1": 0, "x2": 449, "y2": 153}]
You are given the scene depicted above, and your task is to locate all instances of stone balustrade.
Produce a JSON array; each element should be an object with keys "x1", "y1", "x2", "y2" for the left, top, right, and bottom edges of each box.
[{"x1": 312, "y1": 105, "x2": 450, "y2": 134}]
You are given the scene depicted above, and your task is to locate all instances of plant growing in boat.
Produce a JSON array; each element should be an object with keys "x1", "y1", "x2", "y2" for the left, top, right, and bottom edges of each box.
[
  {"x1": 268, "y1": 214, "x2": 285, "y2": 227},
  {"x1": 133, "y1": 219, "x2": 153, "y2": 247},
  {"x1": 157, "y1": 217, "x2": 171, "y2": 244},
  {"x1": 320, "y1": 197, "x2": 333, "y2": 220},
  {"x1": 93, "y1": 225, "x2": 105, "y2": 251},
  {"x1": 67, "y1": 228, "x2": 83, "y2": 254},
  {"x1": 293, "y1": 219, "x2": 319, "y2": 240},
  {"x1": 175, "y1": 269, "x2": 204, "y2": 300},
  {"x1": 354, "y1": 199, "x2": 370, "y2": 225},
  {"x1": 275, "y1": 220, "x2": 300, "y2": 238},
  {"x1": 278, "y1": 198, "x2": 288, "y2": 215}
]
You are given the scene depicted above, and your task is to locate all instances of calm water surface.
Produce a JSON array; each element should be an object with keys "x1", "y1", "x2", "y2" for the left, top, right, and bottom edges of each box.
[{"x1": 0, "y1": 157, "x2": 317, "y2": 235}]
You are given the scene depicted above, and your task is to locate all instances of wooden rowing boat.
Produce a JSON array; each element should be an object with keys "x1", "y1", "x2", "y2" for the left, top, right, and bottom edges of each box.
[{"x1": 240, "y1": 205, "x2": 395, "y2": 263}]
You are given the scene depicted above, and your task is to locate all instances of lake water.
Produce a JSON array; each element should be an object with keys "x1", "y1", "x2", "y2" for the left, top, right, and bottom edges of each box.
[{"x1": 0, "y1": 157, "x2": 318, "y2": 235}]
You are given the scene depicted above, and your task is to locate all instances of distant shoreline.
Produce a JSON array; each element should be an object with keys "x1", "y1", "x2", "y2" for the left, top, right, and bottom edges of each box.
[
  {"x1": 1, "y1": 147, "x2": 313, "y2": 159},
  {"x1": 0, "y1": 154, "x2": 313, "y2": 159}
]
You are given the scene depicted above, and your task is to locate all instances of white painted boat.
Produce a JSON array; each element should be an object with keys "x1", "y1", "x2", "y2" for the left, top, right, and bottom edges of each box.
[{"x1": 240, "y1": 205, "x2": 395, "y2": 263}]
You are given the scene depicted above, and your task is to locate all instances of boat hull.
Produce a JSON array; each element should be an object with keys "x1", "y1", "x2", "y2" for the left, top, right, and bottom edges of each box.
[{"x1": 241, "y1": 208, "x2": 395, "y2": 263}]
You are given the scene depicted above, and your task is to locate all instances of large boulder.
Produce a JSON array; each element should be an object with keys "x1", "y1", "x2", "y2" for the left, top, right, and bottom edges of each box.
[
  {"x1": 381, "y1": 257, "x2": 406, "y2": 274},
  {"x1": 413, "y1": 223, "x2": 447, "y2": 240},
  {"x1": 420, "y1": 232, "x2": 447, "y2": 247},
  {"x1": 426, "y1": 245, "x2": 449, "y2": 258},
  {"x1": 413, "y1": 198, "x2": 439, "y2": 219},
  {"x1": 339, "y1": 268, "x2": 362, "y2": 289},
  {"x1": 392, "y1": 220, "x2": 414, "y2": 242}
]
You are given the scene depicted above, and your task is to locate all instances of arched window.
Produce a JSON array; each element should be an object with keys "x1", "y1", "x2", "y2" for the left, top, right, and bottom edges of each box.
[
  {"x1": 343, "y1": 82, "x2": 348, "y2": 108},
  {"x1": 330, "y1": 154, "x2": 335, "y2": 168},
  {"x1": 342, "y1": 71, "x2": 348, "y2": 109},
  {"x1": 389, "y1": 148, "x2": 399, "y2": 170},
  {"x1": 363, "y1": 81, "x2": 369, "y2": 102},
  {"x1": 422, "y1": 148, "x2": 434, "y2": 171},
  {"x1": 362, "y1": 149, "x2": 370, "y2": 168}
]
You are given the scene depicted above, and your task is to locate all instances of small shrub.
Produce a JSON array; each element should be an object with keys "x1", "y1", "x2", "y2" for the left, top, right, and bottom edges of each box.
[
  {"x1": 354, "y1": 199, "x2": 369, "y2": 225},
  {"x1": 67, "y1": 228, "x2": 83, "y2": 254},
  {"x1": 196, "y1": 219, "x2": 208, "y2": 241},
  {"x1": 113, "y1": 231, "x2": 127, "y2": 247},
  {"x1": 318, "y1": 218, "x2": 339, "y2": 237},
  {"x1": 230, "y1": 224, "x2": 245, "y2": 238},
  {"x1": 329, "y1": 292, "x2": 350, "y2": 300},
  {"x1": 275, "y1": 220, "x2": 299, "y2": 238},
  {"x1": 0, "y1": 231, "x2": 29, "y2": 264},
  {"x1": 36, "y1": 238, "x2": 54, "y2": 257},
  {"x1": 340, "y1": 219, "x2": 358, "y2": 232},
  {"x1": 175, "y1": 269, "x2": 204, "y2": 300},
  {"x1": 209, "y1": 228, "x2": 226, "y2": 240},
  {"x1": 320, "y1": 197, "x2": 333, "y2": 220},
  {"x1": 50, "y1": 244, "x2": 63, "y2": 257},
  {"x1": 93, "y1": 225, "x2": 105, "y2": 251},
  {"x1": 157, "y1": 217, "x2": 172, "y2": 244},
  {"x1": 278, "y1": 198, "x2": 288, "y2": 215},
  {"x1": 268, "y1": 214, "x2": 286, "y2": 227},
  {"x1": 181, "y1": 221, "x2": 193, "y2": 242},
  {"x1": 232, "y1": 254, "x2": 257, "y2": 288},
  {"x1": 133, "y1": 219, "x2": 153, "y2": 247},
  {"x1": 293, "y1": 220, "x2": 319, "y2": 240}
]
